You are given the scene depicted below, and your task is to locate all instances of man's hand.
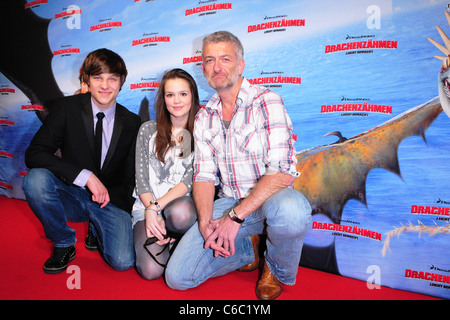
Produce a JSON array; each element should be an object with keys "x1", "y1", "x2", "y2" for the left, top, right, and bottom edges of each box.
[
  {"x1": 202, "y1": 216, "x2": 241, "y2": 258},
  {"x1": 86, "y1": 173, "x2": 110, "y2": 208}
]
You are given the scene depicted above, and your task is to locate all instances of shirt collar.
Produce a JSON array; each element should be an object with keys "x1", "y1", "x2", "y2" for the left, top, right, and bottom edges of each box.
[
  {"x1": 236, "y1": 77, "x2": 249, "y2": 109},
  {"x1": 91, "y1": 98, "x2": 116, "y2": 123},
  {"x1": 208, "y1": 77, "x2": 249, "y2": 113}
]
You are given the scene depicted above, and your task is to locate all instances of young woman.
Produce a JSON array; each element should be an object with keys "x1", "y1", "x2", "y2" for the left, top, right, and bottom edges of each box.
[{"x1": 132, "y1": 69, "x2": 200, "y2": 280}]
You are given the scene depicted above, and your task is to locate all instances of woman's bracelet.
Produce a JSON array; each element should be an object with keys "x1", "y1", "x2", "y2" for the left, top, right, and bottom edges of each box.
[
  {"x1": 150, "y1": 200, "x2": 161, "y2": 211},
  {"x1": 145, "y1": 200, "x2": 161, "y2": 214},
  {"x1": 145, "y1": 207, "x2": 159, "y2": 214}
]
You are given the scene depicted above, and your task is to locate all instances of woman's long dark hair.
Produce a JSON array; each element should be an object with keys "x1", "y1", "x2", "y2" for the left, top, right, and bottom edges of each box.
[{"x1": 154, "y1": 69, "x2": 200, "y2": 163}]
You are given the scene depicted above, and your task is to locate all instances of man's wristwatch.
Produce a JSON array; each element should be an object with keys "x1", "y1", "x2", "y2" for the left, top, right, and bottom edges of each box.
[{"x1": 228, "y1": 208, "x2": 244, "y2": 224}]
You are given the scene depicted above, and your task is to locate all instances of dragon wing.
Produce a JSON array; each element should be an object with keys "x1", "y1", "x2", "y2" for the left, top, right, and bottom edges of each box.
[
  {"x1": 1, "y1": 1, "x2": 64, "y2": 121},
  {"x1": 293, "y1": 97, "x2": 442, "y2": 224}
]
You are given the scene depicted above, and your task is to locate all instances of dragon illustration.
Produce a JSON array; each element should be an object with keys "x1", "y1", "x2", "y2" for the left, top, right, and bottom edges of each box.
[
  {"x1": 428, "y1": 10, "x2": 450, "y2": 119},
  {"x1": 294, "y1": 97, "x2": 442, "y2": 225},
  {"x1": 1, "y1": 1, "x2": 447, "y2": 275},
  {"x1": 0, "y1": 0, "x2": 150, "y2": 123},
  {"x1": 295, "y1": 97, "x2": 442, "y2": 273},
  {"x1": 296, "y1": 12, "x2": 450, "y2": 272},
  {"x1": 1, "y1": 1, "x2": 63, "y2": 122},
  {"x1": 376, "y1": 10, "x2": 450, "y2": 258},
  {"x1": 382, "y1": 221, "x2": 450, "y2": 257}
]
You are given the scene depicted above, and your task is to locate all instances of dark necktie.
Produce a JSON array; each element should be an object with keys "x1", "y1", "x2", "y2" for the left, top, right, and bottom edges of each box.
[{"x1": 94, "y1": 112, "x2": 105, "y2": 170}]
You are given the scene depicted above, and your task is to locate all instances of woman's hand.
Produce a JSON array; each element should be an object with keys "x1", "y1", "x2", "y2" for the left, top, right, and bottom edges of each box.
[{"x1": 145, "y1": 206, "x2": 170, "y2": 245}]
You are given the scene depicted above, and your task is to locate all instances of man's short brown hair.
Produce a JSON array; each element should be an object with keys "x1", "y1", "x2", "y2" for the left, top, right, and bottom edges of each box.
[{"x1": 80, "y1": 48, "x2": 128, "y2": 87}]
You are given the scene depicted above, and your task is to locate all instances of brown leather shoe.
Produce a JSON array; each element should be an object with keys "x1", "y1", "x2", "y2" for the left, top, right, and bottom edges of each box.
[
  {"x1": 237, "y1": 234, "x2": 260, "y2": 272},
  {"x1": 256, "y1": 262, "x2": 283, "y2": 300}
]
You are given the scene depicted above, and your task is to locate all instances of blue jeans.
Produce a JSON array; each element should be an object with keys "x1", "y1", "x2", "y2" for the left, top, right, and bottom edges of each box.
[
  {"x1": 165, "y1": 188, "x2": 312, "y2": 289},
  {"x1": 22, "y1": 168, "x2": 134, "y2": 271}
]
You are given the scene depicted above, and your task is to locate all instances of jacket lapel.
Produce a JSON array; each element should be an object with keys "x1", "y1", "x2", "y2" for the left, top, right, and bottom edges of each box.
[
  {"x1": 102, "y1": 105, "x2": 124, "y2": 170},
  {"x1": 80, "y1": 93, "x2": 96, "y2": 161}
]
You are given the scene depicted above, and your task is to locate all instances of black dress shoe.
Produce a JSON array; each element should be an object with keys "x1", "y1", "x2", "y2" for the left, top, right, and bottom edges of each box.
[
  {"x1": 43, "y1": 245, "x2": 76, "y2": 274},
  {"x1": 84, "y1": 225, "x2": 98, "y2": 251}
]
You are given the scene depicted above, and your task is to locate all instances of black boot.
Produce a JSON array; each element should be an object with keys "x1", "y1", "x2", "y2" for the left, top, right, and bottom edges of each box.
[
  {"x1": 84, "y1": 223, "x2": 98, "y2": 251},
  {"x1": 43, "y1": 245, "x2": 76, "y2": 274}
]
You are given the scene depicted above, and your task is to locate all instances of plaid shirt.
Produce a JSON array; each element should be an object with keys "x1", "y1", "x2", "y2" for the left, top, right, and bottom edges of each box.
[{"x1": 193, "y1": 78, "x2": 299, "y2": 199}]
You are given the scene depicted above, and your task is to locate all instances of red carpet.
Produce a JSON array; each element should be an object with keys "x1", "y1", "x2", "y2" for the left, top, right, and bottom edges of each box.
[{"x1": 0, "y1": 195, "x2": 441, "y2": 301}]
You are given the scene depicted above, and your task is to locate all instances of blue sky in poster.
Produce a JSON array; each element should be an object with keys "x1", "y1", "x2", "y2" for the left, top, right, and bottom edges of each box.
[{"x1": 31, "y1": 0, "x2": 401, "y2": 95}]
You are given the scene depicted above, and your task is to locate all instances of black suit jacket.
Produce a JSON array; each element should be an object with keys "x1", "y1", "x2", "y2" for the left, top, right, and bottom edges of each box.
[{"x1": 25, "y1": 93, "x2": 141, "y2": 213}]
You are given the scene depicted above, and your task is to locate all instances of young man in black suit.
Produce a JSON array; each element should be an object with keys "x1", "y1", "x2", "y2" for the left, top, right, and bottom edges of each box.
[{"x1": 23, "y1": 48, "x2": 141, "y2": 274}]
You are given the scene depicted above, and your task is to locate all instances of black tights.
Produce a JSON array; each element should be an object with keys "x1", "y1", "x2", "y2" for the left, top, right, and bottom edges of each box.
[{"x1": 133, "y1": 196, "x2": 196, "y2": 280}]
